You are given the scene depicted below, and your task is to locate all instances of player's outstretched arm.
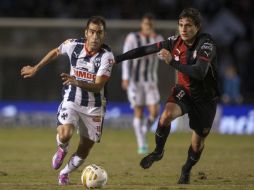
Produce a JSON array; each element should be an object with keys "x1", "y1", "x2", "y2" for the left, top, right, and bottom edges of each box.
[
  {"x1": 115, "y1": 43, "x2": 162, "y2": 63},
  {"x1": 21, "y1": 48, "x2": 60, "y2": 78}
]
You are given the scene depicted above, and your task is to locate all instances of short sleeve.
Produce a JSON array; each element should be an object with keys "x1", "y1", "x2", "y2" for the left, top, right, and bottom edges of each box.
[
  {"x1": 96, "y1": 52, "x2": 115, "y2": 77},
  {"x1": 58, "y1": 39, "x2": 75, "y2": 55}
]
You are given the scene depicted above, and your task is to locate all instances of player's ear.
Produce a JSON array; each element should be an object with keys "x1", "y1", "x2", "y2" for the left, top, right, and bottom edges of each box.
[{"x1": 85, "y1": 29, "x2": 88, "y2": 38}]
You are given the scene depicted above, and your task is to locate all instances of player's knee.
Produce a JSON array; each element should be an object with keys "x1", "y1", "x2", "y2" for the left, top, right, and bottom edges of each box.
[
  {"x1": 191, "y1": 141, "x2": 204, "y2": 152},
  {"x1": 150, "y1": 106, "x2": 160, "y2": 118},
  {"x1": 160, "y1": 111, "x2": 174, "y2": 125},
  {"x1": 58, "y1": 125, "x2": 74, "y2": 141}
]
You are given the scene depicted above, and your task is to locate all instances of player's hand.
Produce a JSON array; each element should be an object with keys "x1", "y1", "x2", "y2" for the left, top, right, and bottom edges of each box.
[
  {"x1": 21, "y1": 65, "x2": 37, "y2": 78},
  {"x1": 157, "y1": 49, "x2": 172, "y2": 64},
  {"x1": 121, "y1": 80, "x2": 129, "y2": 90},
  {"x1": 61, "y1": 73, "x2": 78, "y2": 86}
]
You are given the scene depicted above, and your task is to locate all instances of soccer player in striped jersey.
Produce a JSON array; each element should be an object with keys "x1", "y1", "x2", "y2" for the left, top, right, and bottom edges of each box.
[
  {"x1": 116, "y1": 8, "x2": 219, "y2": 184},
  {"x1": 122, "y1": 13, "x2": 164, "y2": 154},
  {"x1": 21, "y1": 16, "x2": 114, "y2": 185}
]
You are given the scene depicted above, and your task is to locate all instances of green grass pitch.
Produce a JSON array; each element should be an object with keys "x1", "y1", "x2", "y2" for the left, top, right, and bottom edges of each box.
[{"x1": 0, "y1": 127, "x2": 253, "y2": 190}]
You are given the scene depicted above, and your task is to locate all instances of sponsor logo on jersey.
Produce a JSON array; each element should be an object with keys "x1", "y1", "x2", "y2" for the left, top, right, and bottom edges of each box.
[
  {"x1": 201, "y1": 42, "x2": 213, "y2": 51},
  {"x1": 174, "y1": 48, "x2": 180, "y2": 61},
  {"x1": 73, "y1": 68, "x2": 96, "y2": 82},
  {"x1": 168, "y1": 35, "x2": 178, "y2": 41},
  {"x1": 204, "y1": 51, "x2": 209, "y2": 57}
]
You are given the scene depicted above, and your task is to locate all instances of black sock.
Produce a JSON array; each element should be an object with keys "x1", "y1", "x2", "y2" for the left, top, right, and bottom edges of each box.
[
  {"x1": 154, "y1": 122, "x2": 171, "y2": 154},
  {"x1": 183, "y1": 145, "x2": 204, "y2": 173}
]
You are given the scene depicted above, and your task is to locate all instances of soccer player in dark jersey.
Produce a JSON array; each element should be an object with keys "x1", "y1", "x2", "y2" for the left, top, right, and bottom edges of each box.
[{"x1": 116, "y1": 8, "x2": 219, "y2": 184}]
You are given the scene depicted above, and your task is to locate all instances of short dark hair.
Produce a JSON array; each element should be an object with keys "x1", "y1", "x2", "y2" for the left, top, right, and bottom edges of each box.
[
  {"x1": 86, "y1": 16, "x2": 106, "y2": 30},
  {"x1": 179, "y1": 8, "x2": 202, "y2": 27},
  {"x1": 142, "y1": 13, "x2": 155, "y2": 21}
]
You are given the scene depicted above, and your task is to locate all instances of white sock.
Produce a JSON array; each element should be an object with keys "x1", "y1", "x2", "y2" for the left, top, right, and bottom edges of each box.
[
  {"x1": 133, "y1": 117, "x2": 145, "y2": 148},
  {"x1": 60, "y1": 154, "x2": 84, "y2": 175},
  {"x1": 56, "y1": 134, "x2": 69, "y2": 151},
  {"x1": 141, "y1": 124, "x2": 148, "y2": 135}
]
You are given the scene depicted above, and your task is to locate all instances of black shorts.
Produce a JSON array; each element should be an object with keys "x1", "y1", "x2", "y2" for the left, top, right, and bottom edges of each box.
[{"x1": 167, "y1": 85, "x2": 217, "y2": 137}]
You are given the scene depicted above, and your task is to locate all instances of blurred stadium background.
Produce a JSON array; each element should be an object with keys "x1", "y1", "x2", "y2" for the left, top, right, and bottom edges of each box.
[
  {"x1": 0, "y1": 0, "x2": 254, "y2": 133},
  {"x1": 0, "y1": 1, "x2": 254, "y2": 190}
]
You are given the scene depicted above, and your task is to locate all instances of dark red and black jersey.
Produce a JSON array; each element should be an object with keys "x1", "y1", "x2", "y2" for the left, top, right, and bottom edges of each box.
[
  {"x1": 116, "y1": 32, "x2": 220, "y2": 102},
  {"x1": 162, "y1": 33, "x2": 219, "y2": 102}
]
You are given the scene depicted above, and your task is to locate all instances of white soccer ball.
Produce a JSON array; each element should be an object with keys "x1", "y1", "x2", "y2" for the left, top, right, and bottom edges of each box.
[{"x1": 81, "y1": 164, "x2": 108, "y2": 189}]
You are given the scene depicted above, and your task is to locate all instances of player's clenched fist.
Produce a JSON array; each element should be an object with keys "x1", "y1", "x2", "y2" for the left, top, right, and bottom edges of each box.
[
  {"x1": 21, "y1": 65, "x2": 37, "y2": 78},
  {"x1": 157, "y1": 49, "x2": 172, "y2": 64},
  {"x1": 61, "y1": 73, "x2": 78, "y2": 86}
]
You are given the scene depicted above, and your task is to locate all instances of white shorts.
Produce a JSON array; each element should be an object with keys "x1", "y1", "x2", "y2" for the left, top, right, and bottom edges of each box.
[
  {"x1": 127, "y1": 82, "x2": 160, "y2": 108},
  {"x1": 57, "y1": 101, "x2": 105, "y2": 142}
]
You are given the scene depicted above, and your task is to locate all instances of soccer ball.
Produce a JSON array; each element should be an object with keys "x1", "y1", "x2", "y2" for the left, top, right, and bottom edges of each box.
[{"x1": 81, "y1": 164, "x2": 108, "y2": 189}]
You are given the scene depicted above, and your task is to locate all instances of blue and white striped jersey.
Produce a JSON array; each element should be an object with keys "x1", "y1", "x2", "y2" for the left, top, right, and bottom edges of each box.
[
  {"x1": 122, "y1": 32, "x2": 164, "y2": 83},
  {"x1": 58, "y1": 38, "x2": 114, "y2": 108}
]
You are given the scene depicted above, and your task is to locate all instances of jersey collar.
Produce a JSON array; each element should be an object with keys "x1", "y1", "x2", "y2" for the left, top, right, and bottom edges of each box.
[{"x1": 84, "y1": 43, "x2": 100, "y2": 56}]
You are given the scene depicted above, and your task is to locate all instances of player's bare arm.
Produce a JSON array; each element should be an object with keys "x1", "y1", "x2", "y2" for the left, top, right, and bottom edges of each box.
[
  {"x1": 61, "y1": 73, "x2": 108, "y2": 93},
  {"x1": 21, "y1": 48, "x2": 60, "y2": 78}
]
